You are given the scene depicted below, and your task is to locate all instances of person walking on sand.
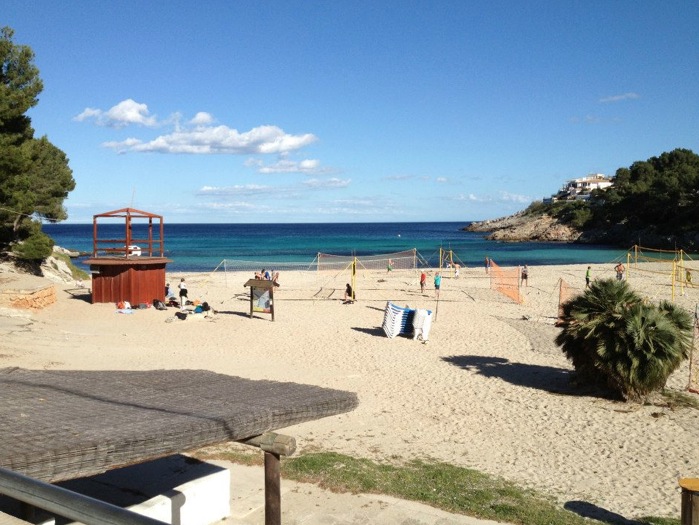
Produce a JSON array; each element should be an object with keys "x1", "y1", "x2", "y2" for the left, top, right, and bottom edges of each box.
[
  {"x1": 585, "y1": 266, "x2": 592, "y2": 288},
  {"x1": 178, "y1": 278, "x2": 188, "y2": 309},
  {"x1": 420, "y1": 271, "x2": 427, "y2": 293},
  {"x1": 484, "y1": 257, "x2": 489, "y2": 274},
  {"x1": 521, "y1": 265, "x2": 528, "y2": 287},
  {"x1": 434, "y1": 272, "x2": 442, "y2": 299}
]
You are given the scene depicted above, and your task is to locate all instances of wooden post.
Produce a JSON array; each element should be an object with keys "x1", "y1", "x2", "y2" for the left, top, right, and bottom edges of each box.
[
  {"x1": 264, "y1": 451, "x2": 281, "y2": 525},
  {"x1": 680, "y1": 478, "x2": 699, "y2": 525},
  {"x1": 239, "y1": 432, "x2": 296, "y2": 525}
]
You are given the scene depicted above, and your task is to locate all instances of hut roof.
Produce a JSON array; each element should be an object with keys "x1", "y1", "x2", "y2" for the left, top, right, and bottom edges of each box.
[
  {"x1": 0, "y1": 368, "x2": 358, "y2": 482},
  {"x1": 93, "y1": 207, "x2": 163, "y2": 220}
]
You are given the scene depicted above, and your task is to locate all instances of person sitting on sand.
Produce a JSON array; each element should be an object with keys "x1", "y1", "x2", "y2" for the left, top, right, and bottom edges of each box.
[{"x1": 343, "y1": 283, "x2": 355, "y2": 303}]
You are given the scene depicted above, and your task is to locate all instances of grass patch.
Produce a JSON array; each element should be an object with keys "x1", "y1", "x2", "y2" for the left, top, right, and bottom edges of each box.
[
  {"x1": 195, "y1": 447, "x2": 679, "y2": 525},
  {"x1": 660, "y1": 389, "x2": 699, "y2": 410},
  {"x1": 51, "y1": 252, "x2": 89, "y2": 280}
]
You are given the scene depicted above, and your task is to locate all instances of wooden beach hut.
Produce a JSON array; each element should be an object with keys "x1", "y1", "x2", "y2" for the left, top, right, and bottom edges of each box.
[{"x1": 83, "y1": 208, "x2": 172, "y2": 305}]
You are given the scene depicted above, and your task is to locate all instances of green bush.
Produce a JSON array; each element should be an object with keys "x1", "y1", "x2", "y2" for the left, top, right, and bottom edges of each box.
[
  {"x1": 555, "y1": 279, "x2": 693, "y2": 401},
  {"x1": 12, "y1": 229, "x2": 54, "y2": 261}
]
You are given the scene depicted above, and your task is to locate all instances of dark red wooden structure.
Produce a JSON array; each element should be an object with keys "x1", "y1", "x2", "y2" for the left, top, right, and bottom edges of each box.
[{"x1": 83, "y1": 208, "x2": 172, "y2": 305}]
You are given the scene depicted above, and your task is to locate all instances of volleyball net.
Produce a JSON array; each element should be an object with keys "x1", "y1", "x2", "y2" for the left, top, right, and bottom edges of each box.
[
  {"x1": 489, "y1": 259, "x2": 522, "y2": 304},
  {"x1": 316, "y1": 248, "x2": 425, "y2": 272},
  {"x1": 627, "y1": 245, "x2": 699, "y2": 300}
]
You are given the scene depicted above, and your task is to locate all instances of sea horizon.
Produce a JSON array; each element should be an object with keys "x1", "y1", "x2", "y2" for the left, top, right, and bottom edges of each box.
[{"x1": 43, "y1": 221, "x2": 628, "y2": 274}]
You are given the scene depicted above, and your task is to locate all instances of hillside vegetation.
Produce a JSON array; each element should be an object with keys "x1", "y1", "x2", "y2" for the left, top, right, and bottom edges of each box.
[{"x1": 469, "y1": 148, "x2": 699, "y2": 249}]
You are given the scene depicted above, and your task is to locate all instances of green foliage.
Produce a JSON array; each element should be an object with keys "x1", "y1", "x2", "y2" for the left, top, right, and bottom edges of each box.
[
  {"x1": 0, "y1": 26, "x2": 74, "y2": 254},
  {"x1": 196, "y1": 441, "x2": 681, "y2": 525},
  {"x1": 555, "y1": 279, "x2": 693, "y2": 401},
  {"x1": 529, "y1": 149, "x2": 699, "y2": 245},
  {"x1": 283, "y1": 452, "x2": 595, "y2": 525},
  {"x1": 12, "y1": 222, "x2": 53, "y2": 260},
  {"x1": 522, "y1": 200, "x2": 593, "y2": 229},
  {"x1": 550, "y1": 200, "x2": 593, "y2": 229},
  {"x1": 522, "y1": 200, "x2": 551, "y2": 216},
  {"x1": 590, "y1": 149, "x2": 699, "y2": 234},
  {"x1": 50, "y1": 251, "x2": 90, "y2": 280}
]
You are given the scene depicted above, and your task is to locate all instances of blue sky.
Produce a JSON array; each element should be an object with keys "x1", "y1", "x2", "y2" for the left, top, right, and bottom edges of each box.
[{"x1": 5, "y1": 1, "x2": 698, "y2": 223}]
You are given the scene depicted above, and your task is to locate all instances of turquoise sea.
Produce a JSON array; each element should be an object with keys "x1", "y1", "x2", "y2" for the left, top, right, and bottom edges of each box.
[{"x1": 42, "y1": 222, "x2": 628, "y2": 274}]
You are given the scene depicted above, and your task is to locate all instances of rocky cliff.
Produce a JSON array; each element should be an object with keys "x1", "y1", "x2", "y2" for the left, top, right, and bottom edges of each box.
[{"x1": 466, "y1": 212, "x2": 582, "y2": 242}]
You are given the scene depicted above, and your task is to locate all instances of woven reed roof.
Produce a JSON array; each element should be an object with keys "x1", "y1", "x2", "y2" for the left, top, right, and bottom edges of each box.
[{"x1": 0, "y1": 368, "x2": 358, "y2": 482}]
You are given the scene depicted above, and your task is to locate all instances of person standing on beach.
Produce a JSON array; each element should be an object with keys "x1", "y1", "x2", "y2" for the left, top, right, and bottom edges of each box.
[
  {"x1": 521, "y1": 265, "x2": 528, "y2": 287},
  {"x1": 420, "y1": 271, "x2": 427, "y2": 293},
  {"x1": 484, "y1": 257, "x2": 489, "y2": 274},
  {"x1": 434, "y1": 272, "x2": 442, "y2": 298},
  {"x1": 615, "y1": 263, "x2": 625, "y2": 281},
  {"x1": 585, "y1": 266, "x2": 592, "y2": 288},
  {"x1": 178, "y1": 278, "x2": 188, "y2": 309}
]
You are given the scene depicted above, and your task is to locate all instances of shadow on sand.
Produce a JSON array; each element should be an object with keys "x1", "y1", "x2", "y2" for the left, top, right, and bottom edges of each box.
[
  {"x1": 564, "y1": 500, "x2": 650, "y2": 525},
  {"x1": 441, "y1": 355, "x2": 607, "y2": 397},
  {"x1": 351, "y1": 326, "x2": 386, "y2": 338}
]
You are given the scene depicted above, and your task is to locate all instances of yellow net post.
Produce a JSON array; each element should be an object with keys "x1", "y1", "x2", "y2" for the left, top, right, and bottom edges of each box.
[
  {"x1": 351, "y1": 258, "x2": 357, "y2": 301},
  {"x1": 689, "y1": 310, "x2": 699, "y2": 394},
  {"x1": 672, "y1": 260, "x2": 676, "y2": 302},
  {"x1": 627, "y1": 251, "x2": 631, "y2": 280}
]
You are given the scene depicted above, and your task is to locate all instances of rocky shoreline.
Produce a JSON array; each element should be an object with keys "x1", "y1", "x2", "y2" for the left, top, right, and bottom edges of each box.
[
  {"x1": 466, "y1": 212, "x2": 699, "y2": 250},
  {"x1": 466, "y1": 212, "x2": 582, "y2": 242}
]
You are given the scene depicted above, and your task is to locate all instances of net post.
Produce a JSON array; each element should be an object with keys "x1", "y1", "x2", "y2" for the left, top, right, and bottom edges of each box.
[
  {"x1": 352, "y1": 258, "x2": 357, "y2": 300},
  {"x1": 627, "y1": 251, "x2": 631, "y2": 281},
  {"x1": 672, "y1": 260, "x2": 676, "y2": 301}
]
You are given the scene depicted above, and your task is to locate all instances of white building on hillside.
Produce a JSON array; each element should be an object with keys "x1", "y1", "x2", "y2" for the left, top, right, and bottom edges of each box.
[{"x1": 544, "y1": 173, "x2": 613, "y2": 203}]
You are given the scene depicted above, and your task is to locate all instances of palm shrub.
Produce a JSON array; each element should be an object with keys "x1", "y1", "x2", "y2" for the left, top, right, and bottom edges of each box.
[{"x1": 555, "y1": 279, "x2": 693, "y2": 401}]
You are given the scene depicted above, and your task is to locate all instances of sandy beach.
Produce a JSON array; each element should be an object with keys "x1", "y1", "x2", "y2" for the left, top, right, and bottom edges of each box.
[{"x1": 1, "y1": 261, "x2": 697, "y2": 521}]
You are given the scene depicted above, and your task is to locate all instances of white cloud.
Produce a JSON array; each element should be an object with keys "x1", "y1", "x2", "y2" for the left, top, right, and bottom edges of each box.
[
  {"x1": 190, "y1": 112, "x2": 214, "y2": 125},
  {"x1": 102, "y1": 124, "x2": 317, "y2": 155},
  {"x1": 197, "y1": 184, "x2": 272, "y2": 196},
  {"x1": 254, "y1": 158, "x2": 332, "y2": 174},
  {"x1": 436, "y1": 177, "x2": 448, "y2": 183},
  {"x1": 456, "y1": 193, "x2": 489, "y2": 202},
  {"x1": 599, "y1": 92, "x2": 640, "y2": 103},
  {"x1": 499, "y1": 191, "x2": 530, "y2": 203},
  {"x1": 302, "y1": 177, "x2": 351, "y2": 189},
  {"x1": 74, "y1": 99, "x2": 158, "y2": 128},
  {"x1": 452, "y1": 191, "x2": 529, "y2": 204},
  {"x1": 77, "y1": 100, "x2": 318, "y2": 156}
]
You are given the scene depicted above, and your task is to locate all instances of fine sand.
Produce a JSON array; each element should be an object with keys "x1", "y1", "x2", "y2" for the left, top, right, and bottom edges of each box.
[{"x1": 1, "y1": 262, "x2": 698, "y2": 521}]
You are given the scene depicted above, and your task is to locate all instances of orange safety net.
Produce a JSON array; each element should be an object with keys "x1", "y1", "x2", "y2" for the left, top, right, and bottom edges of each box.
[
  {"x1": 489, "y1": 260, "x2": 521, "y2": 303},
  {"x1": 558, "y1": 278, "x2": 576, "y2": 319}
]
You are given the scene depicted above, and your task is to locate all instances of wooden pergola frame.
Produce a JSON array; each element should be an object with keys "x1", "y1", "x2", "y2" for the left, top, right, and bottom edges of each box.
[{"x1": 91, "y1": 207, "x2": 165, "y2": 258}]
